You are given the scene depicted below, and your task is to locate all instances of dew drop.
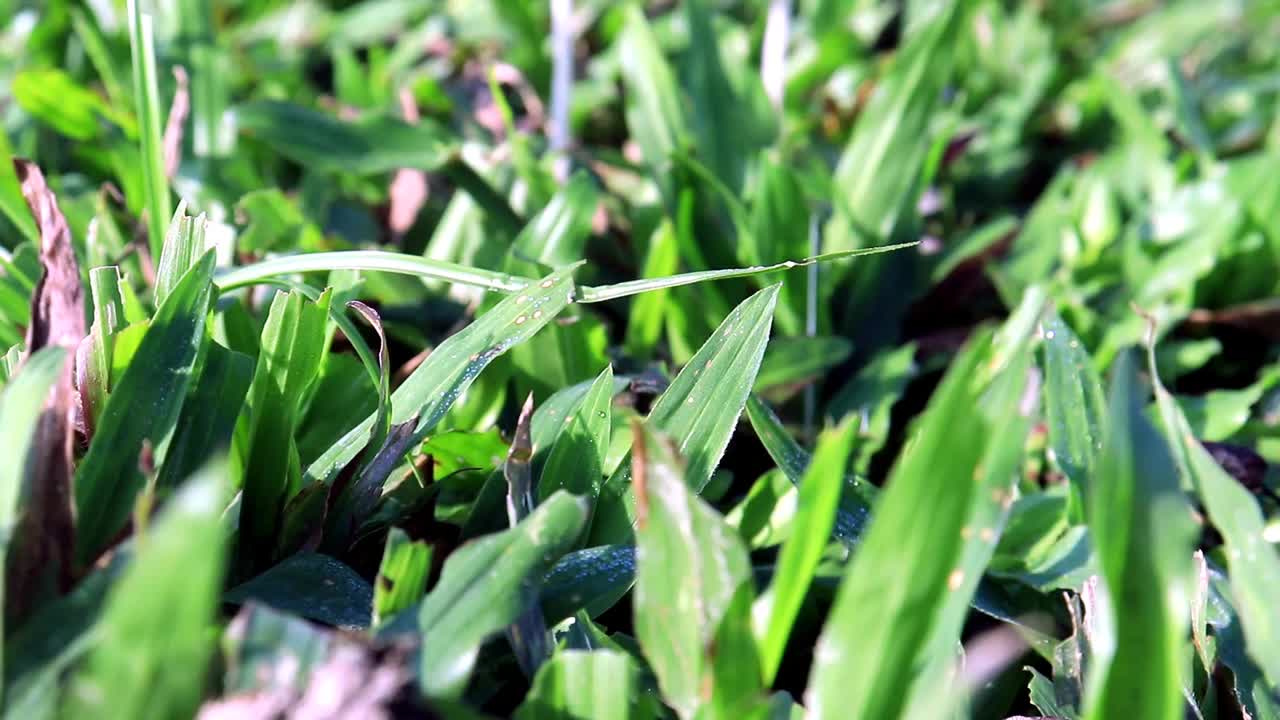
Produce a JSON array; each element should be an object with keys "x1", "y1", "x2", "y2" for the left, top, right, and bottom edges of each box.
[
  {"x1": 947, "y1": 569, "x2": 964, "y2": 591},
  {"x1": 533, "y1": 309, "x2": 544, "y2": 320},
  {"x1": 515, "y1": 315, "x2": 528, "y2": 325},
  {"x1": 541, "y1": 278, "x2": 555, "y2": 288},
  {"x1": 516, "y1": 295, "x2": 529, "y2": 304}
]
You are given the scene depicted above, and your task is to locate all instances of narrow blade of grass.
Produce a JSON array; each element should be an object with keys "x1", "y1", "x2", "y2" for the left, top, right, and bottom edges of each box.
[{"x1": 1082, "y1": 352, "x2": 1195, "y2": 720}]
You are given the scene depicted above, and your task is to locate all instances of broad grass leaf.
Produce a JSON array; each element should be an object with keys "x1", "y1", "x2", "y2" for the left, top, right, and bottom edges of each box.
[
  {"x1": 1148, "y1": 341, "x2": 1280, "y2": 694},
  {"x1": 630, "y1": 423, "x2": 757, "y2": 719},
  {"x1": 745, "y1": 395, "x2": 872, "y2": 542},
  {"x1": 805, "y1": 329, "x2": 1030, "y2": 720},
  {"x1": 418, "y1": 491, "x2": 589, "y2": 699},
  {"x1": 224, "y1": 553, "x2": 373, "y2": 631},
  {"x1": 372, "y1": 528, "x2": 433, "y2": 627},
  {"x1": 540, "y1": 365, "x2": 613, "y2": 503}
]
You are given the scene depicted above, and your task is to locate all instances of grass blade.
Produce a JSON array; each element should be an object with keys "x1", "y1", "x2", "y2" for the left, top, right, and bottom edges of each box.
[
  {"x1": 75, "y1": 252, "x2": 216, "y2": 565},
  {"x1": 805, "y1": 329, "x2": 1027, "y2": 720},
  {"x1": 515, "y1": 650, "x2": 637, "y2": 720},
  {"x1": 0, "y1": 347, "x2": 65, "y2": 692},
  {"x1": 754, "y1": 417, "x2": 858, "y2": 685},
  {"x1": 631, "y1": 422, "x2": 758, "y2": 718},
  {"x1": 576, "y1": 245, "x2": 916, "y2": 303},
  {"x1": 1082, "y1": 352, "x2": 1196, "y2": 720},
  {"x1": 590, "y1": 285, "x2": 779, "y2": 545},
  {"x1": 372, "y1": 527, "x2": 433, "y2": 628},
  {"x1": 66, "y1": 459, "x2": 228, "y2": 720},
  {"x1": 126, "y1": 0, "x2": 171, "y2": 261},
  {"x1": 236, "y1": 289, "x2": 331, "y2": 578},
  {"x1": 539, "y1": 365, "x2": 613, "y2": 503},
  {"x1": 305, "y1": 264, "x2": 580, "y2": 485},
  {"x1": 418, "y1": 491, "x2": 589, "y2": 699},
  {"x1": 1147, "y1": 340, "x2": 1280, "y2": 692},
  {"x1": 745, "y1": 394, "x2": 872, "y2": 541}
]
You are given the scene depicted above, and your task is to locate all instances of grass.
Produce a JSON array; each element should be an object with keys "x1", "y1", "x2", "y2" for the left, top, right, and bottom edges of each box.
[{"x1": 1, "y1": 0, "x2": 1279, "y2": 718}]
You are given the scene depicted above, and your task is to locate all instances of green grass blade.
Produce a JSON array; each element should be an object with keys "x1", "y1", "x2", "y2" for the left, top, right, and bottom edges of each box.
[
  {"x1": 754, "y1": 417, "x2": 858, "y2": 685},
  {"x1": 305, "y1": 264, "x2": 580, "y2": 485},
  {"x1": 75, "y1": 252, "x2": 216, "y2": 565},
  {"x1": 539, "y1": 365, "x2": 613, "y2": 503},
  {"x1": 616, "y1": 4, "x2": 689, "y2": 208},
  {"x1": 824, "y1": 0, "x2": 971, "y2": 253},
  {"x1": 372, "y1": 527, "x2": 433, "y2": 627},
  {"x1": 154, "y1": 341, "x2": 253, "y2": 490},
  {"x1": 805, "y1": 330, "x2": 1016, "y2": 720},
  {"x1": 216, "y1": 250, "x2": 529, "y2": 294},
  {"x1": 66, "y1": 459, "x2": 228, "y2": 720},
  {"x1": 0, "y1": 135, "x2": 38, "y2": 245},
  {"x1": 154, "y1": 204, "x2": 208, "y2": 307},
  {"x1": 630, "y1": 422, "x2": 757, "y2": 718},
  {"x1": 126, "y1": 0, "x2": 171, "y2": 261},
  {"x1": 233, "y1": 100, "x2": 453, "y2": 175},
  {"x1": 1082, "y1": 352, "x2": 1196, "y2": 720},
  {"x1": 515, "y1": 650, "x2": 637, "y2": 720},
  {"x1": 223, "y1": 553, "x2": 372, "y2": 630},
  {"x1": 576, "y1": 245, "x2": 916, "y2": 303},
  {"x1": 1041, "y1": 312, "x2": 1106, "y2": 518},
  {"x1": 418, "y1": 491, "x2": 589, "y2": 699},
  {"x1": 624, "y1": 220, "x2": 679, "y2": 360},
  {"x1": 590, "y1": 285, "x2": 780, "y2": 545},
  {"x1": 745, "y1": 394, "x2": 873, "y2": 541},
  {"x1": 1147, "y1": 342, "x2": 1280, "y2": 692},
  {"x1": 236, "y1": 289, "x2": 331, "y2": 577},
  {"x1": 539, "y1": 545, "x2": 635, "y2": 625}
]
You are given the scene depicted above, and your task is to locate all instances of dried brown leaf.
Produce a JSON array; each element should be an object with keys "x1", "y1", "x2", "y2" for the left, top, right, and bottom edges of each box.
[{"x1": 8, "y1": 159, "x2": 87, "y2": 616}]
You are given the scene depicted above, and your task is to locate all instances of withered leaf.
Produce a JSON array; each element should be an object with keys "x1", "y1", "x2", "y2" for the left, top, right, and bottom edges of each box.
[{"x1": 8, "y1": 159, "x2": 87, "y2": 618}]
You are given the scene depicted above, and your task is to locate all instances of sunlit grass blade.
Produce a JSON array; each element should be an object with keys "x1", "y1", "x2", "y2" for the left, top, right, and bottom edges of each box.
[
  {"x1": 1147, "y1": 338, "x2": 1280, "y2": 692},
  {"x1": 825, "y1": 0, "x2": 972, "y2": 253},
  {"x1": 753, "y1": 417, "x2": 858, "y2": 685},
  {"x1": 418, "y1": 491, "x2": 588, "y2": 699},
  {"x1": 1082, "y1": 352, "x2": 1196, "y2": 720},
  {"x1": 576, "y1": 245, "x2": 917, "y2": 303},
  {"x1": 216, "y1": 250, "x2": 530, "y2": 295},
  {"x1": 372, "y1": 527, "x2": 433, "y2": 627},
  {"x1": 539, "y1": 365, "x2": 613, "y2": 503},
  {"x1": 1041, "y1": 312, "x2": 1106, "y2": 519},
  {"x1": 590, "y1": 285, "x2": 779, "y2": 545},
  {"x1": 126, "y1": 0, "x2": 171, "y2": 262},
  {"x1": 631, "y1": 422, "x2": 758, "y2": 718},
  {"x1": 75, "y1": 252, "x2": 216, "y2": 565},
  {"x1": 805, "y1": 329, "x2": 1031, "y2": 720},
  {"x1": 745, "y1": 394, "x2": 872, "y2": 541},
  {"x1": 515, "y1": 650, "x2": 637, "y2": 720}
]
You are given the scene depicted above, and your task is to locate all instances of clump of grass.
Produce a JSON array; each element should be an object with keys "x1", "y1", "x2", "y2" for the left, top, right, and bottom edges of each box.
[{"x1": 1, "y1": 1, "x2": 1279, "y2": 718}]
